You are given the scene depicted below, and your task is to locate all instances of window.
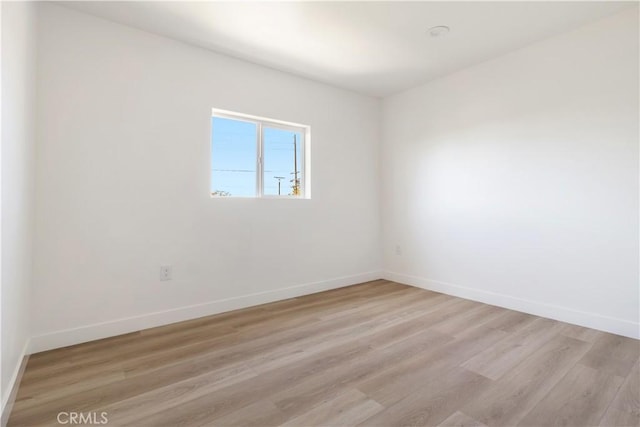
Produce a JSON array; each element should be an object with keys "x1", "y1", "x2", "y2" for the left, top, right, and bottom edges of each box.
[{"x1": 210, "y1": 109, "x2": 309, "y2": 198}]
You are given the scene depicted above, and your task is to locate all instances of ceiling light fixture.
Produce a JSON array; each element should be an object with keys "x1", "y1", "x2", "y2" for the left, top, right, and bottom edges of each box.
[{"x1": 428, "y1": 26, "x2": 450, "y2": 38}]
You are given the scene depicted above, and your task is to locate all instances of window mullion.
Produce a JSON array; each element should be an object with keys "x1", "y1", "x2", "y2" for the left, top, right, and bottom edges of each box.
[{"x1": 257, "y1": 121, "x2": 263, "y2": 197}]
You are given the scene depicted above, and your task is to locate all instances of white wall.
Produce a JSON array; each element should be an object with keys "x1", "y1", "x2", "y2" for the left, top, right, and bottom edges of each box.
[
  {"x1": 31, "y1": 4, "x2": 381, "y2": 351},
  {"x1": 382, "y1": 7, "x2": 639, "y2": 338},
  {"x1": 1, "y1": 0, "x2": 37, "y2": 412}
]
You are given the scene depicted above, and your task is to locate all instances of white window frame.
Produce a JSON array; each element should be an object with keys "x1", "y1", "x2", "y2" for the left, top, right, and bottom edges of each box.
[{"x1": 211, "y1": 108, "x2": 310, "y2": 199}]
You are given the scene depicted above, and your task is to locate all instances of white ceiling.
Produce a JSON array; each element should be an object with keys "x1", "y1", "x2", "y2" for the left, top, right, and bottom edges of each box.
[{"x1": 59, "y1": 1, "x2": 634, "y2": 97}]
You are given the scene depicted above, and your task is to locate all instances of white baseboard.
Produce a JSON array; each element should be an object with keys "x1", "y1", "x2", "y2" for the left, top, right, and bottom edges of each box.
[
  {"x1": 28, "y1": 271, "x2": 384, "y2": 354},
  {"x1": 384, "y1": 271, "x2": 639, "y2": 340},
  {"x1": 1, "y1": 340, "x2": 30, "y2": 427}
]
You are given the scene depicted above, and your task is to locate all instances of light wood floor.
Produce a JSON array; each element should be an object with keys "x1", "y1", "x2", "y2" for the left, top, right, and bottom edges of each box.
[{"x1": 8, "y1": 280, "x2": 640, "y2": 427}]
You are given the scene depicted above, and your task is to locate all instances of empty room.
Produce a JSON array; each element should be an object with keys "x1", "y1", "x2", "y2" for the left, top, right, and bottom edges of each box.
[{"x1": 1, "y1": 1, "x2": 639, "y2": 426}]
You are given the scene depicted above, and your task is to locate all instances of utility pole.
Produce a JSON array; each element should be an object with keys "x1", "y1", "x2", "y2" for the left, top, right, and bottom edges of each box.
[
  {"x1": 291, "y1": 135, "x2": 300, "y2": 196},
  {"x1": 274, "y1": 176, "x2": 285, "y2": 195}
]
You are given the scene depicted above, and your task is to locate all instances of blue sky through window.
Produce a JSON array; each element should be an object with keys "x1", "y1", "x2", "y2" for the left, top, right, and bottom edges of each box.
[{"x1": 211, "y1": 117, "x2": 256, "y2": 196}]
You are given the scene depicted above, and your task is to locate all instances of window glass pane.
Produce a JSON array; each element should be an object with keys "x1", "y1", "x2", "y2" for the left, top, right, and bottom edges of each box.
[
  {"x1": 211, "y1": 117, "x2": 257, "y2": 197},
  {"x1": 263, "y1": 127, "x2": 303, "y2": 196}
]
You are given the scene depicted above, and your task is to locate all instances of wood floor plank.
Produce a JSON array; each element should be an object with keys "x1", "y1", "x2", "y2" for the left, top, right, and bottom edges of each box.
[
  {"x1": 24, "y1": 331, "x2": 144, "y2": 369},
  {"x1": 9, "y1": 355, "x2": 256, "y2": 425},
  {"x1": 271, "y1": 328, "x2": 452, "y2": 418},
  {"x1": 580, "y1": 332, "x2": 640, "y2": 377},
  {"x1": 599, "y1": 358, "x2": 640, "y2": 427},
  {"x1": 437, "y1": 411, "x2": 487, "y2": 427},
  {"x1": 8, "y1": 281, "x2": 640, "y2": 427},
  {"x1": 475, "y1": 309, "x2": 536, "y2": 333},
  {"x1": 210, "y1": 399, "x2": 288, "y2": 427},
  {"x1": 93, "y1": 362, "x2": 258, "y2": 426},
  {"x1": 12, "y1": 369, "x2": 126, "y2": 410},
  {"x1": 248, "y1": 300, "x2": 454, "y2": 375},
  {"x1": 462, "y1": 334, "x2": 591, "y2": 426},
  {"x1": 279, "y1": 388, "x2": 384, "y2": 427},
  {"x1": 431, "y1": 303, "x2": 504, "y2": 336},
  {"x1": 121, "y1": 342, "x2": 372, "y2": 426},
  {"x1": 358, "y1": 367, "x2": 491, "y2": 427},
  {"x1": 22, "y1": 323, "x2": 239, "y2": 382},
  {"x1": 520, "y1": 363, "x2": 624, "y2": 427},
  {"x1": 560, "y1": 323, "x2": 602, "y2": 343},
  {"x1": 357, "y1": 325, "x2": 508, "y2": 407},
  {"x1": 461, "y1": 317, "x2": 565, "y2": 380}
]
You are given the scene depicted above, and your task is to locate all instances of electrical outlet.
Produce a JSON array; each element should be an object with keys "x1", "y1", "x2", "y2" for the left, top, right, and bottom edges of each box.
[
  {"x1": 395, "y1": 245, "x2": 402, "y2": 256},
  {"x1": 160, "y1": 265, "x2": 172, "y2": 281}
]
